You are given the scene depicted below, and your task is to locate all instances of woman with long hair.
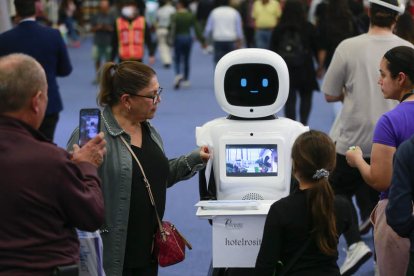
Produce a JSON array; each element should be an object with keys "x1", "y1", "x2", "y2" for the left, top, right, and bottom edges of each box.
[{"x1": 255, "y1": 130, "x2": 351, "y2": 275}]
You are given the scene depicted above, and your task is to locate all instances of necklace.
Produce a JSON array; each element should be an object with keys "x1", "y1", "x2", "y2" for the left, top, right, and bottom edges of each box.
[{"x1": 400, "y1": 91, "x2": 414, "y2": 102}]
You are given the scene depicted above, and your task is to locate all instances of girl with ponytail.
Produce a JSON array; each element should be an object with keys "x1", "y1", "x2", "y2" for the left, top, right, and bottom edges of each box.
[{"x1": 255, "y1": 130, "x2": 350, "y2": 276}]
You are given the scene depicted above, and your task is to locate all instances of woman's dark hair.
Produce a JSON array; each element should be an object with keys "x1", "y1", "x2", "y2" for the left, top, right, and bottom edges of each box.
[
  {"x1": 394, "y1": 12, "x2": 414, "y2": 44},
  {"x1": 14, "y1": 0, "x2": 36, "y2": 17},
  {"x1": 384, "y1": 45, "x2": 414, "y2": 81},
  {"x1": 291, "y1": 130, "x2": 337, "y2": 256},
  {"x1": 326, "y1": 0, "x2": 355, "y2": 41},
  {"x1": 278, "y1": 0, "x2": 306, "y2": 28},
  {"x1": 370, "y1": 0, "x2": 399, "y2": 27},
  {"x1": 97, "y1": 61, "x2": 156, "y2": 107}
]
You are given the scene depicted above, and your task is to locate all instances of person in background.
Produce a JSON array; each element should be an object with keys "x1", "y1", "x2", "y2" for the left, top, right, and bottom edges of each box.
[
  {"x1": 0, "y1": 53, "x2": 106, "y2": 275},
  {"x1": 316, "y1": 0, "x2": 373, "y2": 237},
  {"x1": 240, "y1": 0, "x2": 256, "y2": 48},
  {"x1": 252, "y1": 0, "x2": 281, "y2": 49},
  {"x1": 91, "y1": 0, "x2": 115, "y2": 84},
  {"x1": 196, "y1": 0, "x2": 214, "y2": 52},
  {"x1": 170, "y1": 0, "x2": 205, "y2": 89},
  {"x1": 67, "y1": 60, "x2": 210, "y2": 276},
  {"x1": 58, "y1": 0, "x2": 80, "y2": 47},
  {"x1": 322, "y1": 0, "x2": 412, "y2": 275},
  {"x1": 316, "y1": 0, "x2": 359, "y2": 78},
  {"x1": 255, "y1": 130, "x2": 351, "y2": 276},
  {"x1": 394, "y1": 10, "x2": 414, "y2": 44},
  {"x1": 270, "y1": 0, "x2": 320, "y2": 125},
  {"x1": 203, "y1": 0, "x2": 244, "y2": 64},
  {"x1": 155, "y1": 0, "x2": 176, "y2": 68},
  {"x1": 0, "y1": 0, "x2": 73, "y2": 141},
  {"x1": 346, "y1": 45, "x2": 414, "y2": 276},
  {"x1": 386, "y1": 135, "x2": 414, "y2": 276},
  {"x1": 111, "y1": 0, "x2": 155, "y2": 64},
  {"x1": 0, "y1": 0, "x2": 12, "y2": 32}
]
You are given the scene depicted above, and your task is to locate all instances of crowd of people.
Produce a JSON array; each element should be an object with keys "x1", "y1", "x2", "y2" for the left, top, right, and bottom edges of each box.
[{"x1": 2, "y1": 0, "x2": 414, "y2": 275}]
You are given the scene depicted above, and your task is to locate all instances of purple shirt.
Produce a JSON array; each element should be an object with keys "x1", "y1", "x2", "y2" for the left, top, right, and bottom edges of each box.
[{"x1": 373, "y1": 101, "x2": 414, "y2": 198}]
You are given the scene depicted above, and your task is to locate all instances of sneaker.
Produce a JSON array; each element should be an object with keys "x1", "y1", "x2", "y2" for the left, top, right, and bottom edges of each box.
[
  {"x1": 174, "y1": 74, "x2": 183, "y2": 89},
  {"x1": 340, "y1": 241, "x2": 372, "y2": 276},
  {"x1": 359, "y1": 218, "x2": 372, "y2": 235},
  {"x1": 182, "y1": 80, "x2": 190, "y2": 87}
]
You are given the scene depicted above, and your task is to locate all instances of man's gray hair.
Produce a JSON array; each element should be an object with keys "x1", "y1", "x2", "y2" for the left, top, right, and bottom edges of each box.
[{"x1": 0, "y1": 53, "x2": 46, "y2": 113}]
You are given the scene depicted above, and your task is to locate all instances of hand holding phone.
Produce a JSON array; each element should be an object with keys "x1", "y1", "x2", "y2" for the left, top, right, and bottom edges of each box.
[{"x1": 78, "y1": 108, "x2": 101, "y2": 147}]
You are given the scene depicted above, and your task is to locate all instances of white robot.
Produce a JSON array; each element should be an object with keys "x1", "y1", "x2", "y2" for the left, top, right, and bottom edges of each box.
[{"x1": 196, "y1": 48, "x2": 309, "y2": 202}]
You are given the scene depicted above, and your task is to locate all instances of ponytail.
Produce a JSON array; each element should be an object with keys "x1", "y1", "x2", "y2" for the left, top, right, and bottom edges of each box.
[
  {"x1": 292, "y1": 130, "x2": 338, "y2": 256},
  {"x1": 97, "y1": 62, "x2": 119, "y2": 107},
  {"x1": 307, "y1": 177, "x2": 338, "y2": 255}
]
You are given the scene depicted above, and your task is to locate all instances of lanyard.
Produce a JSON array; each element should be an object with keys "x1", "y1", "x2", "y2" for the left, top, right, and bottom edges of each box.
[{"x1": 400, "y1": 91, "x2": 414, "y2": 102}]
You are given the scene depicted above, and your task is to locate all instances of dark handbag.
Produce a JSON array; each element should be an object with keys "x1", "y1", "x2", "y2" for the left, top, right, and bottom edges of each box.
[{"x1": 120, "y1": 136, "x2": 192, "y2": 267}]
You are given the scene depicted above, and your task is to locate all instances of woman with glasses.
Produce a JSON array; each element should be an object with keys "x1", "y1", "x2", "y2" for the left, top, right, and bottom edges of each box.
[{"x1": 67, "y1": 60, "x2": 210, "y2": 276}]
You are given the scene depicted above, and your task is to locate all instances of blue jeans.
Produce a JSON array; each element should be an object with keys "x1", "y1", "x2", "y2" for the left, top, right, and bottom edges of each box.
[
  {"x1": 174, "y1": 35, "x2": 193, "y2": 80},
  {"x1": 213, "y1": 41, "x2": 236, "y2": 64},
  {"x1": 255, "y1": 29, "x2": 272, "y2": 49},
  {"x1": 65, "y1": 17, "x2": 79, "y2": 42}
]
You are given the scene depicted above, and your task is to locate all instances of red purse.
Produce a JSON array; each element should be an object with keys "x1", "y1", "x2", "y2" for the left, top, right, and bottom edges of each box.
[
  {"x1": 121, "y1": 137, "x2": 192, "y2": 267},
  {"x1": 154, "y1": 221, "x2": 192, "y2": 267}
]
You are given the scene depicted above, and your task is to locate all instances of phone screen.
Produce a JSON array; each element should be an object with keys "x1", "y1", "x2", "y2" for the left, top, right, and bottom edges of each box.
[{"x1": 78, "y1": 108, "x2": 101, "y2": 147}]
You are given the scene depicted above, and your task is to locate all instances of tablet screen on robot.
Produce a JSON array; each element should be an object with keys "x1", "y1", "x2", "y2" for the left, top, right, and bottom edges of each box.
[{"x1": 225, "y1": 144, "x2": 278, "y2": 176}]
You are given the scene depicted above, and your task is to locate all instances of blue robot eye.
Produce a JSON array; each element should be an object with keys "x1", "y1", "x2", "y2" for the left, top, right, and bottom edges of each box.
[
  {"x1": 262, "y1": 78, "x2": 268, "y2": 87},
  {"x1": 241, "y1": 78, "x2": 247, "y2": 87}
]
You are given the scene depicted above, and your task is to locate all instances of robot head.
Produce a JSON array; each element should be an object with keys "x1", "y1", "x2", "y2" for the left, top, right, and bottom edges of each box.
[{"x1": 214, "y1": 48, "x2": 289, "y2": 118}]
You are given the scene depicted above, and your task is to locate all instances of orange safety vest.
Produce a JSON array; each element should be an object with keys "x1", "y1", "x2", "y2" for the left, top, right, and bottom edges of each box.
[{"x1": 116, "y1": 17, "x2": 145, "y2": 60}]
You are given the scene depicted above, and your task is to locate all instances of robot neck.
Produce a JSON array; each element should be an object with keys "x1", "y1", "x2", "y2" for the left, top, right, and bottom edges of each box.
[{"x1": 226, "y1": 114, "x2": 277, "y2": 121}]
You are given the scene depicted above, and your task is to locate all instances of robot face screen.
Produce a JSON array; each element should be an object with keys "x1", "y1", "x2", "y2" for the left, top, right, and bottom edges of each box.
[
  {"x1": 224, "y1": 63, "x2": 279, "y2": 107},
  {"x1": 226, "y1": 144, "x2": 278, "y2": 176}
]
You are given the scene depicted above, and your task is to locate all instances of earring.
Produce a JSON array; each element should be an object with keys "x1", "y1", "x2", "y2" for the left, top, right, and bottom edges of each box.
[{"x1": 127, "y1": 105, "x2": 131, "y2": 112}]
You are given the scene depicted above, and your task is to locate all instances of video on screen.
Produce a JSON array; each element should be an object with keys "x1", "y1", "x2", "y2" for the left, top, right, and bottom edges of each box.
[{"x1": 226, "y1": 144, "x2": 278, "y2": 176}]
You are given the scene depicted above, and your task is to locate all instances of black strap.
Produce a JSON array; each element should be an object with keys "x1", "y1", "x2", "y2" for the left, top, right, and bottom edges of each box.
[
  {"x1": 400, "y1": 91, "x2": 414, "y2": 102},
  {"x1": 278, "y1": 238, "x2": 311, "y2": 276},
  {"x1": 198, "y1": 166, "x2": 217, "y2": 201}
]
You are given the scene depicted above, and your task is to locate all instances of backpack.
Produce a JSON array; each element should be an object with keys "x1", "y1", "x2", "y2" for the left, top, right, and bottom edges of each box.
[{"x1": 277, "y1": 28, "x2": 306, "y2": 67}]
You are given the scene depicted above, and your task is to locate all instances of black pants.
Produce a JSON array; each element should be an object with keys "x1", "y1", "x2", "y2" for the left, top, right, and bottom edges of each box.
[
  {"x1": 329, "y1": 153, "x2": 379, "y2": 246},
  {"x1": 39, "y1": 113, "x2": 59, "y2": 141},
  {"x1": 122, "y1": 263, "x2": 158, "y2": 276},
  {"x1": 284, "y1": 87, "x2": 313, "y2": 125}
]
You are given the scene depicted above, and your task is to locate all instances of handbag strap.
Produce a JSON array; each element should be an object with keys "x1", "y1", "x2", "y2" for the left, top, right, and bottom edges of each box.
[
  {"x1": 120, "y1": 136, "x2": 164, "y2": 231},
  {"x1": 278, "y1": 238, "x2": 311, "y2": 276},
  {"x1": 120, "y1": 136, "x2": 192, "y2": 249}
]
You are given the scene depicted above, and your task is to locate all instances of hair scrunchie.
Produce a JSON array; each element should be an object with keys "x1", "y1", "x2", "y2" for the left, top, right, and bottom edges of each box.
[{"x1": 312, "y1": 168, "x2": 329, "y2": 180}]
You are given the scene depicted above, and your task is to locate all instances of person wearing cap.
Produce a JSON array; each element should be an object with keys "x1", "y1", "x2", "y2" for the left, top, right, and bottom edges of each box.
[{"x1": 322, "y1": 0, "x2": 412, "y2": 275}]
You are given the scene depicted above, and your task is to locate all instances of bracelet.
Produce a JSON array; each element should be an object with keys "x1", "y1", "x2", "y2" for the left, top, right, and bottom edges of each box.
[{"x1": 184, "y1": 156, "x2": 192, "y2": 171}]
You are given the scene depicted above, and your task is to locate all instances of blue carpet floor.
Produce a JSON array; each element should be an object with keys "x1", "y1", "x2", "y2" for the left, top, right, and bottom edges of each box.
[{"x1": 54, "y1": 36, "x2": 375, "y2": 276}]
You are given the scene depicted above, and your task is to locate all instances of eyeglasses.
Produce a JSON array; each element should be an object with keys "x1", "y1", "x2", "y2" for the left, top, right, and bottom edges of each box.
[{"x1": 126, "y1": 87, "x2": 163, "y2": 104}]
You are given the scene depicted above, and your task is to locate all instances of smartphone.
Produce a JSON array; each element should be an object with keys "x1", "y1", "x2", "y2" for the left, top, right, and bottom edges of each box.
[{"x1": 78, "y1": 108, "x2": 101, "y2": 147}]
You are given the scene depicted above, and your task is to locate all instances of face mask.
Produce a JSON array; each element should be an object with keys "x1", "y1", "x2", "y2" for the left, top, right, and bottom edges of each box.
[{"x1": 121, "y1": 6, "x2": 136, "y2": 18}]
